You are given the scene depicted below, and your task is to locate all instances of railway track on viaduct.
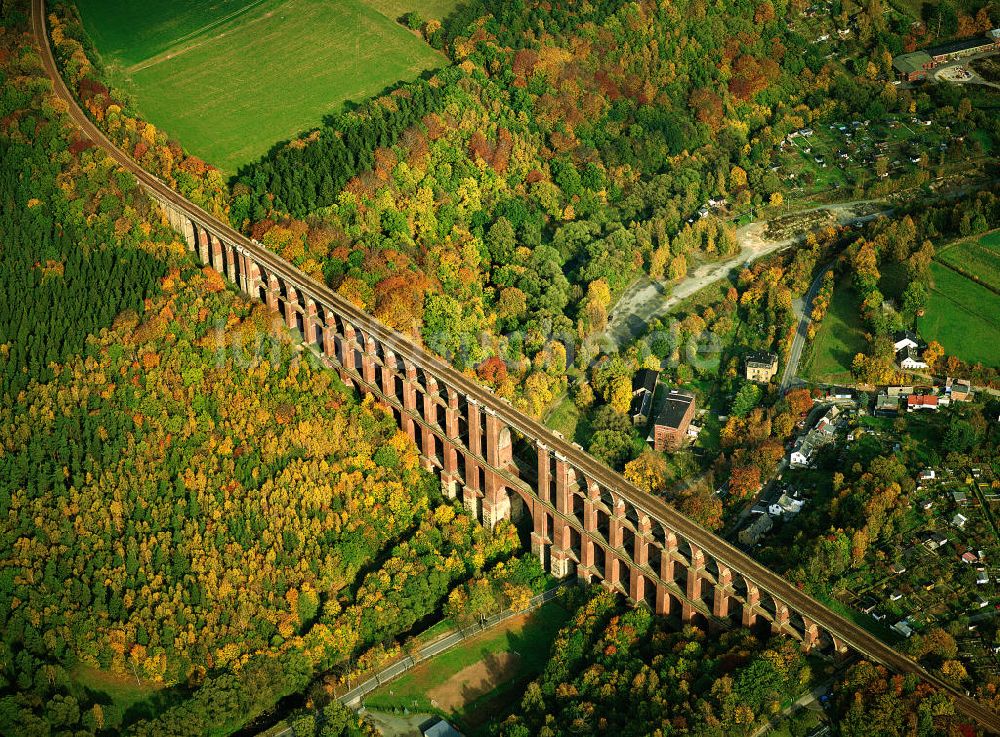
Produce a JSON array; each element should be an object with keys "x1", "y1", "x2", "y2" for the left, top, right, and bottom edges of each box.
[{"x1": 30, "y1": 0, "x2": 1000, "y2": 731}]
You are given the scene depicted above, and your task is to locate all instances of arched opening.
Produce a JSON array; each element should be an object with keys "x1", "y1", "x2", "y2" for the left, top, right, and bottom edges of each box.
[
  {"x1": 592, "y1": 545, "x2": 606, "y2": 584},
  {"x1": 689, "y1": 611, "x2": 709, "y2": 633},
  {"x1": 571, "y1": 491, "x2": 585, "y2": 527},
  {"x1": 596, "y1": 508, "x2": 610, "y2": 542},
  {"x1": 699, "y1": 580, "x2": 715, "y2": 612},
  {"x1": 727, "y1": 600, "x2": 745, "y2": 628},
  {"x1": 621, "y1": 526, "x2": 636, "y2": 558},
  {"x1": 642, "y1": 575, "x2": 656, "y2": 610},
  {"x1": 568, "y1": 526, "x2": 582, "y2": 563},
  {"x1": 218, "y1": 241, "x2": 229, "y2": 275},
  {"x1": 676, "y1": 538, "x2": 693, "y2": 570},
  {"x1": 673, "y1": 564, "x2": 688, "y2": 594},
  {"x1": 497, "y1": 426, "x2": 515, "y2": 472},
  {"x1": 618, "y1": 561, "x2": 630, "y2": 595},
  {"x1": 788, "y1": 611, "x2": 807, "y2": 640},
  {"x1": 647, "y1": 544, "x2": 662, "y2": 575}
]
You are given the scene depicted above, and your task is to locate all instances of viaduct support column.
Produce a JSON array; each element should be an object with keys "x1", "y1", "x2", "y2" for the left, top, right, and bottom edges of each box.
[
  {"x1": 661, "y1": 532, "x2": 677, "y2": 583},
  {"x1": 210, "y1": 234, "x2": 223, "y2": 273},
  {"x1": 803, "y1": 617, "x2": 820, "y2": 652},
  {"x1": 604, "y1": 553, "x2": 620, "y2": 590},
  {"x1": 419, "y1": 377, "x2": 440, "y2": 473},
  {"x1": 284, "y1": 286, "x2": 299, "y2": 332},
  {"x1": 683, "y1": 543, "x2": 705, "y2": 623},
  {"x1": 225, "y1": 243, "x2": 237, "y2": 283},
  {"x1": 713, "y1": 565, "x2": 733, "y2": 619},
  {"x1": 537, "y1": 445, "x2": 552, "y2": 505},
  {"x1": 265, "y1": 275, "x2": 280, "y2": 316},
  {"x1": 743, "y1": 584, "x2": 760, "y2": 627},
  {"x1": 304, "y1": 300, "x2": 318, "y2": 346},
  {"x1": 322, "y1": 315, "x2": 337, "y2": 362},
  {"x1": 401, "y1": 361, "x2": 418, "y2": 443},
  {"x1": 182, "y1": 218, "x2": 195, "y2": 251},
  {"x1": 549, "y1": 517, "x2": 572, "y2": 579},
  {"x1": 462, "y1": 400, "x2": 482, "y2": 517},
  {"x1": 772, "y1": 601, "x2": 791, "y2": 636},
  {"x1": 531, "y1": 508, "x2": 550, "y2": 563},
  {"x1": 198, "y1": 227, "x2": 210, "y2": 265},
  {"x1": 440, "y1": 389, "x2": 461, "y2": 498},
  {"x1": 831, "y1": 635, "x2": 851, "y2": 657}
]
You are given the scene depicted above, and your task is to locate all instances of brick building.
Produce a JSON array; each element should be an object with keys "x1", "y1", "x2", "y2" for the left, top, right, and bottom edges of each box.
[{"x1": 649, "y1": 390, "x2": 696, "y2": 452}]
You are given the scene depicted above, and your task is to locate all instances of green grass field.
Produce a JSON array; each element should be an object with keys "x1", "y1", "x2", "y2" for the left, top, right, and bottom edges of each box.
[
  {"x1": 935, "y1": 230, "x2": 1000, "y2": 293},
  {"x1": 921, "y1": 262, "x2": 1000, "y2": 367},
  {"x1": 76, "y1": 0, "x2": 455, "y2": 174},
  {"x1": 366, "y1": 601, "x2": 569, "y2": 730},
  {"x1": 804, "y1": 277, "x2": 867, "y2": 384},
  {"x1": 364, "y1": 0, "x2": 460, "y2": 21},
  {"x1": 76, "y1": 0, "x2": 266, "y2": 67},
  {"x1": 70, "y1": 664, "x2": 181, "y2": 727}
]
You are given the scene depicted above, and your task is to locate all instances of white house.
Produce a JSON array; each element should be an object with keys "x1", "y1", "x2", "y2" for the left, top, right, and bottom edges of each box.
[
  {"x1": 892, "y1": 620, "x2": 914, "y2": 638},
  {"x1": 769, "y1": 493, "x2": 806, "y2": 516},
  {"x1": 898, "y1": 347, "x2": 928, "y2": 370},
  {"x1": 790, "y1": 436, "x2": 821, "y2": 467},
  {"x1": 893, "y1": 330, "x2": 920, "y2": 351}
]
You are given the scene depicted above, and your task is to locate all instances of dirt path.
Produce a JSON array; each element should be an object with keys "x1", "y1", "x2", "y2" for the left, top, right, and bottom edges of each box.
[
  {"x1": 426, "y1": 652, "x2": 521, "y2": 712},
  {"x1": 597, "y1": 200, "x2": 888, "y2": 352}
]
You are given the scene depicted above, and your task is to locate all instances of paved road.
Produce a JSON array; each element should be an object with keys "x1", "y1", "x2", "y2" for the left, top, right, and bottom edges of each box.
[
  {"x1": 31, "y1": 2, "x2": 1000, "y2": 732},
  {"x1": 779, "y1": 261, "x2": 836, "y2": 392}
]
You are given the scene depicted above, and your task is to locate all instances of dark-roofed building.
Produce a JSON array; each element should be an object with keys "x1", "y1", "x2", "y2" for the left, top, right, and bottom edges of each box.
[
  {"x1": 745, "y1": 351, "x2": 779, "y2": 382},
  {"x1": 630, "y1": 368, "x2": 659, "y2": 426},
  {"x1": 893, "y1": 330, "x2": 920, "y2": 351},
  {"x1": 892, "y1": 51, "x2": 933, "y2": 81},
  {"x1": 423, "y1": 719, "x2": 463, "y2": 737},
  {"x1": 898, "y1": 346, "x2": 928, "y2": 370},
  {"x1": 927, "y1": 35, "x2": 996, "y2": 62},
  {"x1": 649, "y1": 390, "x2": 696, "y2": 452},
  {"x1": 947, "y1": 376, "x2": 973, "y2": 401}
]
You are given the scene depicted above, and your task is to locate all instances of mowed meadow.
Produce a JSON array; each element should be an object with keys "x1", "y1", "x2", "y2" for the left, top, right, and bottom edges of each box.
[
  {"x1": 76, "y1": 0, "x2": 456, "y2": 174},
  {"x1": 922, "y1": 231, "x2": 1000, "y2": 367}
]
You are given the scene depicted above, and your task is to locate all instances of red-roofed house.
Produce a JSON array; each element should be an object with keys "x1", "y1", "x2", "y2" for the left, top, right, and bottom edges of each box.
[{"x1": 907, "y1": 394, "x2": 938, "y2": 411}]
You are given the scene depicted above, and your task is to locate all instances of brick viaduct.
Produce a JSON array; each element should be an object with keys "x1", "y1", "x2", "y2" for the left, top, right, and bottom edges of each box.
[{"x1": 32, "y1": 1, "x2": 1000, "y2": 731}]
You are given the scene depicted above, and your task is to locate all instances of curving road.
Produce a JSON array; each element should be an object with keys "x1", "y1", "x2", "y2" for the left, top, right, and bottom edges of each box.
[
  {"x1": 780, "y1": 261, "x2": 835, "y2": 392},
  {"x1": 30, "y1": 2, "x2": 1000, "y2": 732}
]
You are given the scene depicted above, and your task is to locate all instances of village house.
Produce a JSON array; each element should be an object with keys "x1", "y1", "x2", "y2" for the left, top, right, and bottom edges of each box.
[
  {"x1": 789, "y1": 405, "x2": 840, "y2": 467},
  {"x1": 898, "y1": 346, "x2": 928, "y2": 370},
  {"x1": 876, "y1": 392, "x2": 900, "y2": 416},
  {"x1": 649, "y1": 390, "x2": 696, "y2": 452},
  {"x1": 946, "y1": 377, "x2": 973, "y2": 402},
  {"x1": 893, "y1": 330, "x2": 920, "y2": 351},
  {"x1": 629, "y1": 368, "x2": 658, "y2": 426},
  {"x1": 738, "y1": 514, "x2": 773, "y2": 546},
  {"x1": 906, "y1": 393, "x2": 938, "y2": 412},
  {"x1": 744, "y1": 351, "x2": 779, "y2": 383},
  {"x1": 923, "y1": 531, "x2": 949, "y2": 550},
  {"x1": 769, "y1": 492, "x2": 806, "y2": 517}
]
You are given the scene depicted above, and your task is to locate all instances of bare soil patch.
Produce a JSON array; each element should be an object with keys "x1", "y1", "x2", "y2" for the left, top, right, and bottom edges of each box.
[
  {"x1": 427, "y1": 652, "x2": 522, "y2": 711},
  {"x1": 763, "y1": 209, "x2": 835, "y2": 241}
]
